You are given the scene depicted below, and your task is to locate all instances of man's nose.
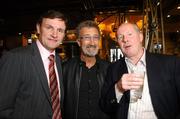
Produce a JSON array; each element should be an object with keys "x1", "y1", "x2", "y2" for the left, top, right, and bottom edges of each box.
[
  {"x1": 51, "y1": 30, "x2": 58, "y2": 38},
  {"x1": 122, "y1": 35, "x2": 128, "y2": 42},
  {"x1": 89, "y1": 38, "x2": 96, "y2": 44}
]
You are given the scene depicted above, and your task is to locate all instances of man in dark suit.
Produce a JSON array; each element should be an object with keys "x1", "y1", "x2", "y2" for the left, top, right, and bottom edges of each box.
[
  {"x1": 0, "y1": 10, "x2": 67, "y2": 119},
  {"x1": 100, "y1": 23, "x2": 180, "y2": 119}
]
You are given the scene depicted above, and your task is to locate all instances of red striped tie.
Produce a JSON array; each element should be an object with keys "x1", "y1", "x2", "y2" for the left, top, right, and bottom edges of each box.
[{"x1": 49, "y1": 55, "x2": 62, "y2": 119}]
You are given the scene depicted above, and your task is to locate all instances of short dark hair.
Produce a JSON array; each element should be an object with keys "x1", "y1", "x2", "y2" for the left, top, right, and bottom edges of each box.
[
  {"x1": 37, "y1": 10, "x2": 68, "y2": 26},
  {"x1": 76, "y1": 20, "x2": 100, "y2": 38}
]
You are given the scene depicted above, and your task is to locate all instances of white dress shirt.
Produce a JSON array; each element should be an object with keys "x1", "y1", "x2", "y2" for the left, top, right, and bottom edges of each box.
[
  {"x1": 36, "y1": 40, "x2": 61, "y2": 98},
  {"x1": 115, "y1": 49, "x2": 157, "y2": 119}
]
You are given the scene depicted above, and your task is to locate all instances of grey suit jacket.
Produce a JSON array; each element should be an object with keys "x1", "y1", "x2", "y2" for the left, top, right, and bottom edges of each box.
[
  {"x1": 100, "y1": 52, "x2": 180, "y2": 119},
  {"x1": 0, "y1": 42, "x2": 64, "y2": 119}
]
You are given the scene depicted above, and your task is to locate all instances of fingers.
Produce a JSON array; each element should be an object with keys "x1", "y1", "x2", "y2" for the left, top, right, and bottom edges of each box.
[
  {"x1": 117, "y1": 73, "x2": 131, "y2": 91},
  {"x1": 120, "y1": 73, "x2": 144, "y2": 90}
]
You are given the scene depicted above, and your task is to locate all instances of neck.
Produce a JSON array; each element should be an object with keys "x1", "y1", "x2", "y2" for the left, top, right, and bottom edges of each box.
[
  {"x1": 129, "y1": 48, "x2": 144, "y2": 65},
  {"x1": 80, "y1": 54, "x2": 96, "y2": 69}
]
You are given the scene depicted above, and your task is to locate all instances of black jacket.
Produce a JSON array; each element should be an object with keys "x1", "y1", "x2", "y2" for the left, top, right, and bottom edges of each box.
[
  {"x1": 62, "y1": 56, "x2": 110, "y2": 119},
  {"x1": 100, "y1": 52, "x2": 180, "y2": 119}
]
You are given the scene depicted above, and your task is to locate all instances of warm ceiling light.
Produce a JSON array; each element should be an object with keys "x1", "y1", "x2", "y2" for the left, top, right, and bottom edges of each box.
[
  {"x1": 157, "y1": 2, "x2": 160, "y2": 6},
  {"x1": 177, "y1": 5, "x2": 180, "y2": 9},
  {"x1": 128, "y1": 9, "x2": 136, "y2": 12},
  {"x1": 99, "y1": 11, "x2": 103, "y2": 14},
  {"x1": 167, "y1": 14, "x2": 171, "y2": 18}
]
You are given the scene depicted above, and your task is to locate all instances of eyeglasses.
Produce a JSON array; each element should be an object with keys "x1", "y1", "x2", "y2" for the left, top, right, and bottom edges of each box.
[{"x1": 80, "y1": 35, "x2": 100, "y2": 41}]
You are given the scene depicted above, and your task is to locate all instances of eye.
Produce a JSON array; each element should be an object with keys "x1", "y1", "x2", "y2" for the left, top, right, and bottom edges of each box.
[
  {"x1": 58, "y1": 28, "x2": 65, "y2": 33},
  {"x1": 46, "y1": 25, "x2": 53, "y2": 30},
  {"x1": 93, "y1": 36, "x2": 100, "y2": 40},
  {"x1": 117, "y1": 34, "x2": 124, "y2": 41},
  {"x1": 80, "y1": 36, "x2": 90, "y2": 40},
  {"x1": 127, "y1": 33, "x2": 132, "y2": 36},
  {"x1": 84, "y1": 36, "x2": 91, "y2": 40}
]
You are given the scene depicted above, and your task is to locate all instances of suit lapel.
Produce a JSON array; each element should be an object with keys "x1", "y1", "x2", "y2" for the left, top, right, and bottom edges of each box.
[
  {"x1": 55, "y1": 54, "x2": 64, "y2": 107},
  {"x1": 115, "y1": 58, "x2": 130, "y2": 119},
  {"x1": 31, "y1": 42, "x2": 51, "y2": 104},
  {"x1": 145, "y1": 52, "x2": 162, "y2": 117},
  {"x1": 146, "y1": 52, "x2": 157, "y2": 102}
]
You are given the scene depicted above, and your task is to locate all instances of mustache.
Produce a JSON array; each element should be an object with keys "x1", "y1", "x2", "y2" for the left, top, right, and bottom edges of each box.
[{"x1": 86, "y1": 45, "x2": 97, "y2": 48}]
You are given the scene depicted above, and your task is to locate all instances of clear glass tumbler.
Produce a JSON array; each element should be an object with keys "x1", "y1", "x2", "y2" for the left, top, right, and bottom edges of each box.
[{"x1": 130, "y1": 69, "x2": 145, "y2": 103}]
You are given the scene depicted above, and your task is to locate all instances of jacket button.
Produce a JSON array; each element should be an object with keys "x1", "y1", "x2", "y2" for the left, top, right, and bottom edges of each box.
[{"x1": 110, "y1": 99, "x2": 116, "y2": 103}]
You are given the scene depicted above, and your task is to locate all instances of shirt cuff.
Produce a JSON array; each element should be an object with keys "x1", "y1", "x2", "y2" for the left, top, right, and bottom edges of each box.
[{"x1": 115, "y1": 84, "x2": 124, "y2": 103}]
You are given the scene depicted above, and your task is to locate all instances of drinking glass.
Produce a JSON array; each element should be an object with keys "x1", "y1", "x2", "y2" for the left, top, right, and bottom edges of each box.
[{"x1": 130, "y1": 69, "x2": 145, "y2": 103}]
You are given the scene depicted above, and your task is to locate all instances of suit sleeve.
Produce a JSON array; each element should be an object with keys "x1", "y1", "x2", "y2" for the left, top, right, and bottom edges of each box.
[
  {"x1": 0, "y1": 52, "x2": 22, "y2": 118},
  {"x1": 99, "y1": 64, "x2": 119, "y2": 117},
  {"x1": 175, "y1": 57, "x2": 180, "y2": 119}
]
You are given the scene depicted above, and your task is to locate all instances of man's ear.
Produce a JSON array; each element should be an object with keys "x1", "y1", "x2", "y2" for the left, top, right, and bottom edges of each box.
[
  {"x1": 36, "y1": 24, "x2": 40, "y2": 34},
  {"x1": 139, "y1": 32, "x2": 143, "y2": 42},
  {"x1": 76, "y1": 39, "x2": 81, "y2": 47}
]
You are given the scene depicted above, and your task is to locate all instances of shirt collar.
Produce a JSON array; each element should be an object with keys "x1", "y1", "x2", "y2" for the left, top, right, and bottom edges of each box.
[
  {"x1": 141, "y1": 48, "x2": 146, "y2": 66},
  {"x1": 125, "y1": 48, "x2": 146, "y2": 67},
  {"x1": 36, "y1": 40, "x2": 55, "y2": 61}
]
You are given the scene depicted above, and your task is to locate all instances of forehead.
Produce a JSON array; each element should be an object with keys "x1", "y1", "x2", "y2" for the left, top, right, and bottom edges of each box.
[
  {"x1": 117, "y1": 24, "x2": 136, "y2": 34},
  {"x1": 42, "y1": 18, "x2": 66, "y2": 27},
  {"x1": 80, "y1": 27, "x2": 99, "y2": 34}
]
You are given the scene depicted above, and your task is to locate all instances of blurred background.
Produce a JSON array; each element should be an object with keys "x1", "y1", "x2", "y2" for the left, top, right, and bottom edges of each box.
[{"x1": 0, "y1": 0, "x2": 179, "y2": 61}]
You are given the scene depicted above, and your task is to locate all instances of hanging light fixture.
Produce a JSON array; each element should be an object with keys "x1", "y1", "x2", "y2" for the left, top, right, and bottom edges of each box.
[
  {"x1": 177, "y1": 5, "x2": 180, "y2": 9},
  {"x1": 177, "y1": 0, "x2": 180, "y2": 9}
]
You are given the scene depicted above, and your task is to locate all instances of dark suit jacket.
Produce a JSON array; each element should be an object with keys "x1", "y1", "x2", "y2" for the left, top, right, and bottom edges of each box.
[
  {"x1": 0, "y1": 42, "x2": 64, "y2": 119},
  {"x1": 100, "y1": 52, "x2": 180, "y2": 119}
]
